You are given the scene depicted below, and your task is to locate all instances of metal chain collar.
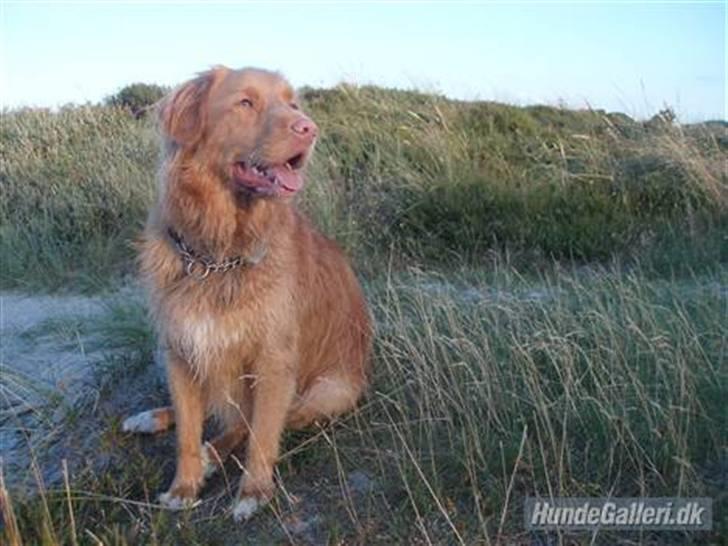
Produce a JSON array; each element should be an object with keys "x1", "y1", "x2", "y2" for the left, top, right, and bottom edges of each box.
[{"x1": 168, "y1": 229, "x2": 266, "y2": 280}]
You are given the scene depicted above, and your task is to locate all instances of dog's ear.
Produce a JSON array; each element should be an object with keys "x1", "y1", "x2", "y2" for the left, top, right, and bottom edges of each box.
[{"x1": 159, "y1": 66, "x2": 227, "y2": 146}]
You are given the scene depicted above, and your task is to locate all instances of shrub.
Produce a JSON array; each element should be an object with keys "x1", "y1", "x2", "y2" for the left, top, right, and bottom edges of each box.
[{"x1": 105, "y1": 83, "x2": 169, "y2": 118}]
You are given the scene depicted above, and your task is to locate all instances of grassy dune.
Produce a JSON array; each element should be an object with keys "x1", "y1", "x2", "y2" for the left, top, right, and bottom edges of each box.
[
  {"x1": 1, "y1": 88, "x2": 726, "y2": 544},
  {"x1": 1, "y1": 88, "x2": 725, "y2": 289}
]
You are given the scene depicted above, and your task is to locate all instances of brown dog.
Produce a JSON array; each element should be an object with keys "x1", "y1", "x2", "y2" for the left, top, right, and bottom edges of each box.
[{"x1": 122, "y1": 66, "x2": 372, "y2": 521}]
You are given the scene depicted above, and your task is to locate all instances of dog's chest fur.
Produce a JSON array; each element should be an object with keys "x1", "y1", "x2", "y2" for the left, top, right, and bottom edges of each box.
[
  {"x1": 151, "y1": 267, "x2": 286, "y2": 378},
  {"x1": 167, "y1": 308, "x2": 245, "y2": 372}
]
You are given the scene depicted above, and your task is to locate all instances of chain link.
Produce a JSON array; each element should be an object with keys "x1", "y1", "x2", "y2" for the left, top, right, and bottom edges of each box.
[{"x1": 169, "y1": 229, "x2": 250, "y2": 280}]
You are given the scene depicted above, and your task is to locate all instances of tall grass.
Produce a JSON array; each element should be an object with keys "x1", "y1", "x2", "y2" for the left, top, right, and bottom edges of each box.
[
  {"x1": 1, "y1": 105, "x2": 157, "y2": 291},
  {"x1": 4, "y1": 265, "x2": 726, "y2": 543},
  {"x1": 2, "y1": 88, "x2": 726, "y2": 290},
  {"x1": 1, "y1": 87, "x2": 726, "y2": 543},
  {"x1": 360, "y1": 266, "x2": 726, "y2": 541},
  {"x1": 300, "y1": 87, "x2": 726, "y2": 268}
]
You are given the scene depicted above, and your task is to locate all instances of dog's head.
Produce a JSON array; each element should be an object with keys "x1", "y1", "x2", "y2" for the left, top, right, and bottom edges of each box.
[{"x1": 159, "y1": 66, "x2": 317, "y2": 198}]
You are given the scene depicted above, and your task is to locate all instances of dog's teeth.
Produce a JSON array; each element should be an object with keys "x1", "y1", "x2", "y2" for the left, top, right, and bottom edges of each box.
[{"x1": 285, "y1": 163, "x2": 292, "y2": 171}]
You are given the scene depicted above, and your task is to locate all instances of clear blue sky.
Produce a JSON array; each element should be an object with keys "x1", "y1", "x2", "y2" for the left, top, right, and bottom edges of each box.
[{"x1": 1, "y1": 1, "x2": 725, "y2": 121}]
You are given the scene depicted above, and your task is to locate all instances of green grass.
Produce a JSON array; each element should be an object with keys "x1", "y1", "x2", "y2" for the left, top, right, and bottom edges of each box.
[
  {"x1": 300, "y1": 87, "x2": 726, "y2": 271},
  {"x1": 1, "y1": 87, "x2": 726, "y2": 544},
  {"x1": 1, "y1": 88, "x2": 725, "y2": 290},
  {"x1": 1, "y1": 105, "x2": 157, "y2": 291}
]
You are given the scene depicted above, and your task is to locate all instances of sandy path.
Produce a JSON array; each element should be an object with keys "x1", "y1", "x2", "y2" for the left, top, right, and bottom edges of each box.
[
  {"x1": 1, "y1": 292, "x2": 112, "y2": 490},
  {"x1": 1, "y1": 292, "x2": 106, "y2": 400}
]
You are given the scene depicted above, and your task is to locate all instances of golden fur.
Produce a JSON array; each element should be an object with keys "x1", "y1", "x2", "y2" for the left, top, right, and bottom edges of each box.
[{"x1": 123, "y1": 67, "x2": 371, "y2": 519}]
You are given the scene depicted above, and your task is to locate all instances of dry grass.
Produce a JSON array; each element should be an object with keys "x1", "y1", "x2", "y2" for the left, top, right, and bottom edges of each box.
[
  {"x1": 1, "y1": 88, "x2": 725, "y2": 290},
  {"x1": 3, "y1": 264, "x2": 726, "y2": 544},
  {"x1": 1, "y1": 87, "x2": 726, "y2": 544}
]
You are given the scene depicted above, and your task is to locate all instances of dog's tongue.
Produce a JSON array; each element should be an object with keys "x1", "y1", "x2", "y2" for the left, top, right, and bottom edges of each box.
[
  {"x1": 233, "y1": 163, "x2": 304, "y2": 196},
  {"x1": 271, "y1": 166, "x2": 304, "y2": 193}
]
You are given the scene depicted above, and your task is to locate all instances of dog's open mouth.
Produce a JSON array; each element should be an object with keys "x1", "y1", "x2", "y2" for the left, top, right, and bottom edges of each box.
[{"x1": 233, "y1": 153, "x2": 307, "y2": 196}]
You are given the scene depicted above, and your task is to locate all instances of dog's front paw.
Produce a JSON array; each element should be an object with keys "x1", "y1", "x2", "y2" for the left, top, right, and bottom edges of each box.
[
  {"x1": 232, "y1": 476, "x2": 274, "y2": 522},
  {"x1": 158, "y1": 484, "x2": 201, "y2": 511},
  {"x1": 158, "y1": 491, "x2": 201, "y2": 510},
  {"x1": 232, "y1": 494, "x2": 269, "y2": 522}
]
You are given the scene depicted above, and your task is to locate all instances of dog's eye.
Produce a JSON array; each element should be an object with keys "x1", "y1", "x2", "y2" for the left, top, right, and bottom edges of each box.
[
  {"x1": 290, "y1": 103, "x2": 300, "y2": 111},
  {"x1": 240, "y1": 98, "x2": 254, "y2": 108}
]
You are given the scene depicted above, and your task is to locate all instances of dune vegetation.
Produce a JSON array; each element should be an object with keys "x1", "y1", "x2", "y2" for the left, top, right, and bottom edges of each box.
[
  {"x1": 1, "y1": 86, "x2": 726, "y2": 544},
  {"x1": 2, "y1": 86, "x2": 725, "y2": 290}
]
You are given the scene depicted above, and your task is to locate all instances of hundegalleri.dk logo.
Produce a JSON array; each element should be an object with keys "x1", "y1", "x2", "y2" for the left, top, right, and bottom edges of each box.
[{"x1": 525, "y1": 497, "x2": 712, "y2": 531}]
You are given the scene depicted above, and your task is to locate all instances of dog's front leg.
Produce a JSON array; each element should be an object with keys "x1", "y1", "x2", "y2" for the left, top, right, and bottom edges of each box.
[
  {"x1": 232, "y1": 355, "x2": 296, "y2": 521},
  {"x1": 159, "y1": 352, "x2": 207, "y2": 509}
]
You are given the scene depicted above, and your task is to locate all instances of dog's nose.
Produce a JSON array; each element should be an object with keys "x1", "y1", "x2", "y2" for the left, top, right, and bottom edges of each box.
[{"x1": 291, "y1": 118, "x2": 318, "y2": 139}]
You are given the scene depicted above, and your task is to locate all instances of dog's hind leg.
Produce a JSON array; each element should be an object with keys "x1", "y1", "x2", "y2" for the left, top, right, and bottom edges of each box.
[
  {"x1": 202, "y1": 422, "x2": 249, "y2": 478},
  {"x1": 286, "y1": 374, "x2": 364, "y2": 430},
  {"x1": 122, "y1": 406, "x2": 175, "y2": 434},
  {"x1": 202, "y1": 371, "x2": 254, "y2": 477}
]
